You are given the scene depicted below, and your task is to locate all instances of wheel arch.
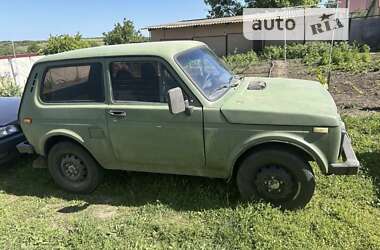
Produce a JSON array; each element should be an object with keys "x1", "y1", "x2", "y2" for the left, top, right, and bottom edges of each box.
[
  {"x1": 40, "y1": 129, "x2": 87, "y2": 156},
  {"x1": 229, "y1": 138, "x2": 329, "y2": 181}
]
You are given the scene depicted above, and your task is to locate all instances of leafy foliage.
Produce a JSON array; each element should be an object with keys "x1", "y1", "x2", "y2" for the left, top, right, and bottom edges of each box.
[
  {"x1": 262, "y1": 42, "x2": 376, "y2": 73},
  {"x1": 41, "y1": 33, "x2": 92, "y2": 55},
  {"x1": 204, "y1": 0, "x2": 319, "y2": 17},
  {"x1": 223, "y1": 50, "x2": 258, "y2": 73},
  {"x1": 0, "y1": 75, "x2": 21, "y2": 97},
  {"x1": 0, "y1": 43, "x2": 13, "y2": 56},
  {"x1": 103, "y1": 18, "x2": 144, "y2": 45},
  {"x1": 204, "y1": 0, "x2": 243, "y2": 17},
  {"x1": 26, "y1": 42, "x2": 41, "y2": 53}
]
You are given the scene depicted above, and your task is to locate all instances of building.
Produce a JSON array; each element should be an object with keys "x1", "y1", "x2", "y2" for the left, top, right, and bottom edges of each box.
[
  {"x1": 339, "y1": 0, "x2": 380, "y2": 50},
  {"x1": 146, "y1": 16, "x2": 256, "y2": 57},
  {"x1": 339, "y1": 0, "x2": 380, "y2": 15},
  {"x1": 146, "y1": 2, "x2": 380, "y2": 55}
]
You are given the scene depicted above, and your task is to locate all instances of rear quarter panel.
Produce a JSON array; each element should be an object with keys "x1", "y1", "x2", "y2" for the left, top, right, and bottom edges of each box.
[{"x1": 19, "y1": 61, "x2": 117, "y2": 169}]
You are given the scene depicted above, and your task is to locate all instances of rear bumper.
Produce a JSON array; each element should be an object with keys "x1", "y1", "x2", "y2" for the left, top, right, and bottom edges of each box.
[{"x1": 329, "y1": 132, "x2": 360, "y2": 175}]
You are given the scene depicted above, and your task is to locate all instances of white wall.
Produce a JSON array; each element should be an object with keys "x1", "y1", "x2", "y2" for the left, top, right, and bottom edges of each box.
[{"x1": 0, "y1": 56, "x2": 44, "y2": 87}]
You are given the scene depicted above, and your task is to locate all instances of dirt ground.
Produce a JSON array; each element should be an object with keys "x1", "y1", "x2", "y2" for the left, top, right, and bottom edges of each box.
[{"x1": 244, "y1": 59, "x2": 380, "y2": 116}]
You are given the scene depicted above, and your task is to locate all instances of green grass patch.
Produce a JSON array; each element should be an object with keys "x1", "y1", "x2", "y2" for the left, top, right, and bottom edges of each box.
[{"x1": 0, "y1": 115, "x2": 379, "y2": 249}]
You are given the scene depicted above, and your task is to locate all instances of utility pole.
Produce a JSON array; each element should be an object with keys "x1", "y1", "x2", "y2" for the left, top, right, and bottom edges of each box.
[
  {"x1": 11, "y1": 41, "x2": 16, "y2": 58},
  {"x1": 9, "y1": 41, "x2": 17, "y2": 85}
]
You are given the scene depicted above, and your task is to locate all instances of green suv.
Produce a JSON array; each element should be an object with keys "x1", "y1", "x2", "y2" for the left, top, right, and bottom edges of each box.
[{"x1": 18, "y1": 41, "x2": 359, "y2": 209}]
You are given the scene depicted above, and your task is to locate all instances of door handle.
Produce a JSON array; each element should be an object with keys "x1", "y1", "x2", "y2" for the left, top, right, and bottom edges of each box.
[{"x1": 107, "y1": 110, "x2": 127, "y2": 118}]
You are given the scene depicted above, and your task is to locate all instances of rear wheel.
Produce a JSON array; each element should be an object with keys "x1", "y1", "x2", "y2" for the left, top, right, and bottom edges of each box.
[
  {"x1": 237, "y1": 148, "x2": 315, "y2": 210},
  {"x1": 48, "y1": 141, "x2": 103, "y2": 194}
]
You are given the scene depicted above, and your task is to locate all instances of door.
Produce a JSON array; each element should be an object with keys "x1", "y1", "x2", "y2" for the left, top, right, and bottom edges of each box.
[{"x1": 105, "y1": 58, "x2": 205, "y2": 174}]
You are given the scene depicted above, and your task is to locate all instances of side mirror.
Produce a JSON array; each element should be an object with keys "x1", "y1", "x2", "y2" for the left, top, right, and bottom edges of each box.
[{"x1": 167, "y1": 87, "x2": 186, "y2": 114}]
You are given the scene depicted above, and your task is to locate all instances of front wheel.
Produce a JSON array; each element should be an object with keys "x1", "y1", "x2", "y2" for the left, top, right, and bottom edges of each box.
[
  {"x1": 48, "y1": 141, "x2": 104, "y2": 194},
  {"x1": 237, "y1": 148, "x2": 315, "y2": 210}
]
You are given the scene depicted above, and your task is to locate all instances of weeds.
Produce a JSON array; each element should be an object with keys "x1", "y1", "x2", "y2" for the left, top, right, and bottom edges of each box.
[
  {"x1": 0, "y1": 75, "x2": 21, "y2": 97},
  {"x1": 262, "y1": 42, "x2": 375, "y2": 73},
  {"x1": 223, "y1": 50, "x2": 258, "y2": 74}
]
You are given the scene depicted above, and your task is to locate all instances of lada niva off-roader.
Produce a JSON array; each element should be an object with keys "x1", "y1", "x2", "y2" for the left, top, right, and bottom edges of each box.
[{"x1": 18, "y1": 41, "x2": 360, "y2": 209}]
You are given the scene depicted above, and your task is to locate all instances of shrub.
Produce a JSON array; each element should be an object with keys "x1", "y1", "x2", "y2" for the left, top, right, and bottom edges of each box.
[
  {"x1": 223, "y1": 50, "x2": 258, "y2": 74},
  {"x1": 0, "y1": 75, "x2": 22, "y2": 97},
  {"x1": 42, "y1": 33, "x2": 92, "y2": 55},
  {"x1": 261, "y1": 42, "x2": 374, "y2": 73},
  {"x1": 26, "y1": 42, "x2": 41, "y2": 53}
]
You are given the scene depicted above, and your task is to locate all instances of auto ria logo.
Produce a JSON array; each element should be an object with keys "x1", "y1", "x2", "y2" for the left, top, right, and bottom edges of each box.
[
  {"x1": 243, "y1": 8, "x2": 349, "y2": 41},
  {"x1": 310, "y1": 13, "x2": 345, "y2": 35}
]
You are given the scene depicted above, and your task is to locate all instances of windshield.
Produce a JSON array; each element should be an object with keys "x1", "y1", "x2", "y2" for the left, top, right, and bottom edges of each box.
[{"x1": 176, "y1": 47, "x2": 234, "y2": 100}]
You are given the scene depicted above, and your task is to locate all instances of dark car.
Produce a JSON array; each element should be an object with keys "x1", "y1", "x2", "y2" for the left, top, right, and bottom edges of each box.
[{"x1": 0, "y1": 97, "x2": 25, "y2": 165}]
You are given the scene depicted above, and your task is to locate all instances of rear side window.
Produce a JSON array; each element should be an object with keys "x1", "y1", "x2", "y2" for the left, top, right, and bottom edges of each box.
[
  {"x1": 41, "y1": 63, "x2": 104, "y2": 103},
  {"x1": 110, "y1": 61, "x2": 179, "y2": 103}
]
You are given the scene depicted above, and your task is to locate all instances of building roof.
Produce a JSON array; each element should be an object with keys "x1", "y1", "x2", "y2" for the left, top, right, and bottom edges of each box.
[
  {"x1": 145, "y1": 16, "x2": 244, "y2": 30},
  {"x1": 145, "y1": 10, "x2": 311, "y2": 30},
  {"x1": 36, "y1": 41, "x2": 204, "y2": 64}
]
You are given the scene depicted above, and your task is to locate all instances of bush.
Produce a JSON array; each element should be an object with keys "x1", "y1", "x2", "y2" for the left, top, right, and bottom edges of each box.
[
  {"x1": 0, "y1": 75, "x2": 22, "y2": 97},
  {"x1": 103, "y1": 18, "x2": 145, "y2": 45},
  {"x1": 223, "y1": 50, "x2": 258, "y2": 74},
  {"x1": 26, "y1": 42, "x2": 41, "y2": 53},
  {"x1": 42, "y1": 33, "x2": 93, "y2": 55},
  {"x1": 262, "y1": 42, "x2": 374, "y2": 73}
]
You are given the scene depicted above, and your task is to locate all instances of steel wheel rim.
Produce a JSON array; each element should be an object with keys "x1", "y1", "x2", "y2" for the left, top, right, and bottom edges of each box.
[
  {"x1": 60, "y1": 154, "x2": 88, "y2": 182},
  {"x1": 254, "y1": 165, "x2": 296, "y2": 202}
]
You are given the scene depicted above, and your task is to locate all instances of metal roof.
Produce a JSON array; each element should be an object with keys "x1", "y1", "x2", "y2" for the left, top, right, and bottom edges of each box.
[
  {"x1": 145, "y1": 10, "x2": 308, "y2": 30},
  {"x1": 145, "y1": 16, "x2": 244, "y2": 30}
]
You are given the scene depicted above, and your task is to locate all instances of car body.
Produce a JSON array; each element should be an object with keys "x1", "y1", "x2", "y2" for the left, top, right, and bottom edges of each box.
[
  {"x1": 0, "y1": 97, "x2": 26, "y2": 165},
  {"x1": 18, "y1": 41, "x2": 360, "y2": 209}
]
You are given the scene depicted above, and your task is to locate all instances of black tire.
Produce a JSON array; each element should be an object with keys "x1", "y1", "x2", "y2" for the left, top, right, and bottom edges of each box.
[
  {"x1": 48, "y1": 141, "x2": 103, "y2": 194},
  {"x1": 237, "y1": 148, "x2": 315, "y2": 210}
]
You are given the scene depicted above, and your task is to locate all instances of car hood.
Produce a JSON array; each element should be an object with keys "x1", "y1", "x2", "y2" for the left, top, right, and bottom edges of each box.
[
  {"x1": 0, "y1": 97, "x2": 20, "y2": 126},
  {"x1": 220, "y1": 77, "x2": 340, "y2": 127}
]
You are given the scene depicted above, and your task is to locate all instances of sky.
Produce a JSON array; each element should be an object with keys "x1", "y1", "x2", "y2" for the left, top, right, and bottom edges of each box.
[{"x1": 0, "y1": 0, "x2": 209, "y2": 41}]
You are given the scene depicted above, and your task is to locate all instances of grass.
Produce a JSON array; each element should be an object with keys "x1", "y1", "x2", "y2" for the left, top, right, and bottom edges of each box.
[{"x1": 0, "y1": 115, "x2": 379, "y2": 249}]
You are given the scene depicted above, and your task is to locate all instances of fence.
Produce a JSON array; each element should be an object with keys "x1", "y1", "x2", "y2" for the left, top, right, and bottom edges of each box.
[
  {"x1": 350, "y1": 15, "x2": 380, "y2": 51},
  {"x1": 0, "y1": 55, "x2": 44, "y2": 87}
]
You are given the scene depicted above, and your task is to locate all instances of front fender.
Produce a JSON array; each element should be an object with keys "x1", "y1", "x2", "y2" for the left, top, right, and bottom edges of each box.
[{"x1": 229, "y1": 132, "x2": 329, "y2": 177}]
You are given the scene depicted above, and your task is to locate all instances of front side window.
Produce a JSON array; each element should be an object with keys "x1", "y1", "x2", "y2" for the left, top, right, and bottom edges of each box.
[
  {"x1": 176, "y1": 47, "x2": 234, "y2": 100},
  {"x1": 110, "y1": 61, "x2": 179, "y2": 103},
  {"x1": 41, "y1": 63, "x2": 104, "y2": 103}
]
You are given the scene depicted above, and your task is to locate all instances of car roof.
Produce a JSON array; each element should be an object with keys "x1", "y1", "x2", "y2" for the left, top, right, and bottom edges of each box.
[{"x1": 36, "y1": 40, "x2": 204, "y2": 64}]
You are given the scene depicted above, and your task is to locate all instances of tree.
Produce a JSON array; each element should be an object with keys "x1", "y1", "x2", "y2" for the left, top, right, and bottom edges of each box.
[
  {"x1": 204, "y1": 0, "x2": 243, "y2": 17},
  {"x1": 42, "y1": 33, "x2": 92, "y2": 55},
  {"x1": 204, "y1": 0, "x2": 320, "y2": 17},
  {"x1": 103, "y1": 18, "x2": 144, "y2": 45}
]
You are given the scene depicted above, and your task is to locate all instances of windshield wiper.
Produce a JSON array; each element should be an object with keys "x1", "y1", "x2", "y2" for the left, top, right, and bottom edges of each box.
[
  {"x1": 230, "y1": 75, "x2": 244, "y2": 87},
  {"x1": 214, "y1": 75, "x2": 243, "y2": 92},
  {"x1": 214, "y1": 84, "x2": 230, "y2": 92}
]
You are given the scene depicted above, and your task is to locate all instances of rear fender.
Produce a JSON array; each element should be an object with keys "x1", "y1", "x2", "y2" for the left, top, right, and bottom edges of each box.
[{"x1": 39, "y1": 129, "x2": 85, "y2": 156}]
